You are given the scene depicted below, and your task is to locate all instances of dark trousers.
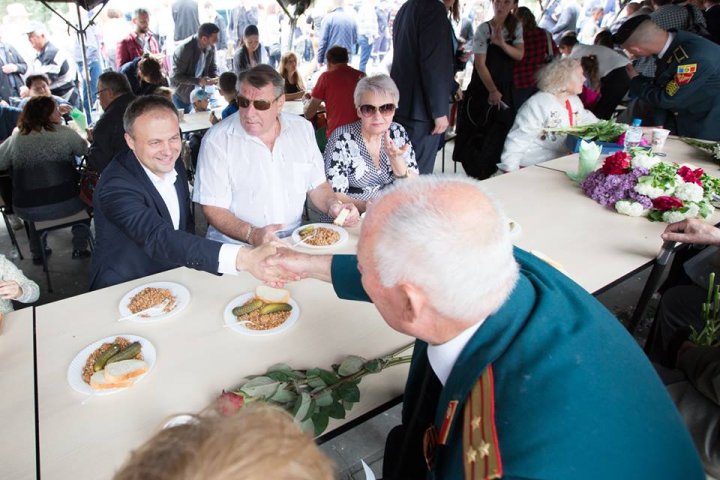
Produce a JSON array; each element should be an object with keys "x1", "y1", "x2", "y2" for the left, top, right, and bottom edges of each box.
[
  {"x1": 395, "y1": 116, "x2": 442, "y2": 174},
  {"x1": 591, "y1": 66, "x2": 631, "y2": 120},
  {"x1": 646, "y1": 285, "x2": 707, "y2": 367}
]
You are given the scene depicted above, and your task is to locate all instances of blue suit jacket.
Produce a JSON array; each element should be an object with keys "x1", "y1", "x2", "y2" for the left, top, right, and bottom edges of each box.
[{"x1": 89, "y1": 150, "x2": 222, "y2": 290}]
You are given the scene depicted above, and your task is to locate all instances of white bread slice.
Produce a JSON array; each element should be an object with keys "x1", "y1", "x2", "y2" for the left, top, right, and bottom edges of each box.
[
  {"x1": 334, "y1": 208, "x2": 350, "y2": 226},
  {"x1": 255, "y1": 285, "x2": 290, "y2": 304},
  {"x1": 90, "y1": 371, "x2": 133, "y2": 390},
  {"x1": 103, "y1": 359, "x2": 149, "y2": 383}
]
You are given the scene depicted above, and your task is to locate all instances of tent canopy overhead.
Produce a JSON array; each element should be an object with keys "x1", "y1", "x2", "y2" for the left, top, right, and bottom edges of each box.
[{"x1": 33, "y1": 0, "x2": 108, "y2": 10}]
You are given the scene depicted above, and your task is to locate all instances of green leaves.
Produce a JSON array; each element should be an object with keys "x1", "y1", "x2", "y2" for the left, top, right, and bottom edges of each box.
[{"x1": 219, "y1": 344, "x2": 414, "y2": 436}]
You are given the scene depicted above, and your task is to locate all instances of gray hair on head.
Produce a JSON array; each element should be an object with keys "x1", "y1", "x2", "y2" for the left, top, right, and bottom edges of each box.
[
  {"x1": 370, "y1": 175, "x2": 519, "y2": 322},
  {"x1": 123, "y1": 95, "x2": 178, "y2": 136},
  {"x1": 353, "y1": 74, "x2": 400, "y2": 108},
  {"x1": 536, "y1": 57, "x2": 582, "y2": 94},
  {"x1": 237, "y1": 64, "x2": 285, "y2": 98}
]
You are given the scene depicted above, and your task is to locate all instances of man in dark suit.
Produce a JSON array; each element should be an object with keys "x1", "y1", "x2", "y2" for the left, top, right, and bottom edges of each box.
[
  {"x1": 705, "y1": 0, "x2": 720, "y2": 44},
  {"x1": 86, "y1": 72, "x2": 135, "y2": 174},
  {"x1": 0, "y1": 35, "x2": 26, "y2": 103},
  {"x1": 390, "y1": 0, "x2": 454, "y2": 174},
  {"x1": 90, "y1": 95, "x2": 282, "y2": 290},
  {"x1": 170, "y1": 23, "x2": 219, "y2": 112}
]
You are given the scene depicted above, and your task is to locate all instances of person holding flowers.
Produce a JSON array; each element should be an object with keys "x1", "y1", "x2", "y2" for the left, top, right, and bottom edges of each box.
[{"x1": 499, "y1": 58, "x2": 597, "y2": 172}]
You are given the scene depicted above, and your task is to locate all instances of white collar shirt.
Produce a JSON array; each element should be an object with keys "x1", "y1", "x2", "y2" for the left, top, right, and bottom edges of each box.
[
  {"x1": 427, "y1": 320, "x2": 485, "y2": 386},
  {"x1": 193, "y1": 112, "x2": 327, "y2": 244},
  {"x1": 658, "y1": 32, "x2": 675, "y2": 60},
  {"x1": 140, "y1": 164, "x2": 180, "y2": 229}
]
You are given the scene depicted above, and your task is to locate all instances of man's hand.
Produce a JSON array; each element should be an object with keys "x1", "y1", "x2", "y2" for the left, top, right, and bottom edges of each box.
[
  {"x1": 265, "y1": 248, "x2": 333, "y2": 283},
  {"x1": 199, "y1": 77, "x2": 218, "y2": 86},
  {"x1": 626, "y1": 63, "x2": 639, "y2": 79},
  {"x1": 661, "y1": 218, "x2": 720, "y2": 245},
  {"x1": 431, "y1": 116, "x2": 449, "y2": 135},
  {"x1": 251, "y1": 223, "x2": 283, "y2": 246},
  {"x1": 1, "y1": 64, "x2": 18, "y2": 74},
  {"x1": 328, "y1": 201, "x2": 360, "y2": 226},
  {"x1": 58, "y1": 104, "x2": 73, "y2": 115},
  {"x1": 236, "y1": 242, "x2": 296, "y2": 286},
  {"x1": 0, "y1": 280, "x2": 22, "y2": 300}
]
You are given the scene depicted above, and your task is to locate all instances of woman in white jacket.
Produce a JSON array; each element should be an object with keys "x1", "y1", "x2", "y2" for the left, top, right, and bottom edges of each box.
[{"x1": 499, "y1": 58, "x2": 597, "y2": 172}]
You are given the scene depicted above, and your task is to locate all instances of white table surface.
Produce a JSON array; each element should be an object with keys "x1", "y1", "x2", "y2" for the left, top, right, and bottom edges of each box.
[
  {"x1": 0, "y1": 307, "x2": 36, "y2": 480},
  {"x1": 484, "y1": 165, "x2": 720, "y2": 293},
  {"x1": 538, "y1": 136, "x2": 719, "y2": 174},
  {"x1": 35, "y1": 224, "x2": 410, "y2": 479}
]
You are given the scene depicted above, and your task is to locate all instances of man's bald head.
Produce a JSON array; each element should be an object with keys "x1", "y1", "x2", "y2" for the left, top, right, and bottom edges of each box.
[{"x1": 358, "y1": 176, "x2": 518, "y2": 330}]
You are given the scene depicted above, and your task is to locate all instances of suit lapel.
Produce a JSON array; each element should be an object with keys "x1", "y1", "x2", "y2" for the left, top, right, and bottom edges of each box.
[{"x1": 124, "y1": 152, "x2": 174, "y2": 224}]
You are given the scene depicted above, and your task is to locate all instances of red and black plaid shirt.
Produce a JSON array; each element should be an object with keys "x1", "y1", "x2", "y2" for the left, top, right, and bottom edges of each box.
[{"x1": 513, "y1": 27, "x2": 559, "y2": 89}]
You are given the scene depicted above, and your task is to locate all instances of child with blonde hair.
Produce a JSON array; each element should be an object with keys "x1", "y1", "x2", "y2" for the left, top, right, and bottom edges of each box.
[{"x1": 0, "y1": 254, "x2": 39, "y2": 313}]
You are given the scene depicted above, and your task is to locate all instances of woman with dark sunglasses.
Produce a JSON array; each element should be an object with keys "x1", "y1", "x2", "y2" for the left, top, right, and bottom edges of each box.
[{"x1": 319, "y1": 75, "x2": 418, "y2": 220}]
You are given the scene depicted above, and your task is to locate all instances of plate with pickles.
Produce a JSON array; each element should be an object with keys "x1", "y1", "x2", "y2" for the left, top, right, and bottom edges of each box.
[
  {"x1": 67, "y1": 335, "x2": 156, "y2": 395},
  {"x1": 223, "y1": 286, "x2": 300, "y2": 336}
]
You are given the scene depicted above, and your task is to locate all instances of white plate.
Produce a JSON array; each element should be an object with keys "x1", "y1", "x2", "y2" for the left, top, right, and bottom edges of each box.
[
  {"x1": 223, "y1": 292, "x2": 300, "y2": 336},
  {"x1": 118, "y1": 282, "x2": 190, "y2": 322},
  {"x1": 67, "y1": 335, "x2": 156, "y2": 396},
  {"x1": 291, "y1": 223, "x2": 348, "y2": 249}
]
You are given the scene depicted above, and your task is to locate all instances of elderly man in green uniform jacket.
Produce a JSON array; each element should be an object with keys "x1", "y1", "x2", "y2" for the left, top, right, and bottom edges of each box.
[
  {"x1": 614, "y1": 15, "x2": 720, "y2": 141},
  {"x1": 267, "y1": 176, "x2": 703, "y2": 479}
]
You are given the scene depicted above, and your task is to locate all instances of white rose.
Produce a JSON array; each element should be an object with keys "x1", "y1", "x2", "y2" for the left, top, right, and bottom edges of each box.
[
  {"x1": 685, "y1": 203, "x2": 700, "y2": 218},
  {"x1": 634, "y1": 183, "x2": 667, "y2": 199},
  {"x1": 673, "y1": 182, "x2": 704, "y2": 203},
  {"x1": 615, "y1": 200, "x2": 647, "y2": 217},
  {"x1": 631, "y1": 154, "x2": 659, "y2": 170}
]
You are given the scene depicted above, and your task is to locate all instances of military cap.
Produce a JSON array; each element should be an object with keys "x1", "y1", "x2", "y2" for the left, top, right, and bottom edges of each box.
[{"x1": 612, "y1": 14, "x2": 651, "y2": 45}]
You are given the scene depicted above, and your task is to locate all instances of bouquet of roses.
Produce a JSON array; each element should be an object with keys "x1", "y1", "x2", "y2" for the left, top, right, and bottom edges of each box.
[{"x1": 579, "y1": 150, "x2": 720, "y2": 222}]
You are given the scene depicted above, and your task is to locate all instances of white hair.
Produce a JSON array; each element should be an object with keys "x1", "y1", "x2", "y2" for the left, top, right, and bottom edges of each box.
[
  {"x1": 372, "y1": 175, "x2": 519, "y2": 322},
  {"x1": 353, "y1": 74, "x2": 400, "y2": 108}
]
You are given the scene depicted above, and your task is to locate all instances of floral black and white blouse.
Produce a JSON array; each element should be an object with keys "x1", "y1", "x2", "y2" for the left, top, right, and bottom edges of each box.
[{"x1": 324, "y1": 121, "x2": 418, "y2": 200}]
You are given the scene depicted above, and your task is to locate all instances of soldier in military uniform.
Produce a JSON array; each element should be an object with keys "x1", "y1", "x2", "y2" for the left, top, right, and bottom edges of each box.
[
  {"x1": 268, "y1": 176, "x2": 704, "y2": 479},
  {"x1": 614, "y1": 15, "x2": 720, "y2": 141}
]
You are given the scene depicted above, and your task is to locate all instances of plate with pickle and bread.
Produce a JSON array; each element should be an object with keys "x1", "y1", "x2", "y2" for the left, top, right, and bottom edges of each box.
[
  {"x1": 223, "y1": 286, "x2": 300, "y2": 336},
  {"x1": 67, "y1": 335, "x2": 156, "y2": 395}
]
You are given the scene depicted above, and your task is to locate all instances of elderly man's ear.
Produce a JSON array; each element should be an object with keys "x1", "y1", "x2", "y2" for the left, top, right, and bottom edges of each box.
[{"x1": 398, "y1": 282, "x2": 429, "y2": 325}]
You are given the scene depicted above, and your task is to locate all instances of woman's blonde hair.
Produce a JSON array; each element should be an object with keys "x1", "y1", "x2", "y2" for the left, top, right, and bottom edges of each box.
[
  {"x1": 278, "y1": 52, "x2": 305, "y2": 90},
  {"x1": 113, "y1": 404, "x2": 334, "y2": 480},
  {"x1": 536, "y1": 57, "x2": 582, "y2": 94}
]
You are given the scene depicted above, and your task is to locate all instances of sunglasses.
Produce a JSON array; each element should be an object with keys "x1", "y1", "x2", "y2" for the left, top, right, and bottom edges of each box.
[
  {"x1": 237, "y1": 94, "x2": 282, "y2": 111},
  {"x1": 359, "y1": 103, "x2": 396, "y2": 117}
]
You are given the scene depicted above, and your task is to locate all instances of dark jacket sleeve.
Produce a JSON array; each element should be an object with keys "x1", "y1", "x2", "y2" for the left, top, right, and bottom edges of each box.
[
  {"x1": 331, "y1": 254, "x2": 371, "y2": 302},
  {"x1": 8, "y1": 45, "x2": 27, "y2": 75},
  {"x1": 96, "y1": 171, "x2": 222, "y2": 273},
  {"x1": 171, "y1": 42, "x2": 199, "y2": 86},
  {"x1": 678, "y1": 345, "x2": 720, "y2": 406}
]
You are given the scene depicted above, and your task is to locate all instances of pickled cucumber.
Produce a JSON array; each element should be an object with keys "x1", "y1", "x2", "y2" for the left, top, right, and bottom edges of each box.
[
  {"x1": 93, "y1": 343, "x2": 121, "y2": 372},
  {"x1": 299, "y1": 226, "x2": 315, "y2": 238},
  {"x1": 233, "y1": 299, "x2": 264, "y2": 317},
  {"x1": 259, "y1": 303, "x2": 292, "y2": 315},
  {"x1": 105, "y1": 342, "x2": 142, "y2": 366}
]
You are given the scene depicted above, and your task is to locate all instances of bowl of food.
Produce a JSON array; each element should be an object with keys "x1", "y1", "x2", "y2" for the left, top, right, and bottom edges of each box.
[
  {"x1": 223, "y1": 286, "x2": 300, "y2": 336},
  {"x1": 291, "y1": 223, "x2": 348, "y2": 249},
  {"x1": 118, "y1": 282, "x2": 190, "y2": 322},
  {"x1": 68, "y1": 335, "x2": 155, "y2": 395}
]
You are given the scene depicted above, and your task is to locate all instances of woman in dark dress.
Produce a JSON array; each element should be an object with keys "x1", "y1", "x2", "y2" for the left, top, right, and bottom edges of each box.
[
  {"x1": 278, "y1": 52, "x2": 305, "y2": 101},
  {"x1": 454, "y1": 0, "x2": 524, "y2": 179}
]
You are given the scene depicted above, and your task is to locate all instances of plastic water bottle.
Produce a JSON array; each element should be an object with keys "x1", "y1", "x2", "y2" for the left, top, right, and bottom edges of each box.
[
  {"x1": 70, "y1": 108, "x2": 87, "y2": 130},
  {"x1": 624, "y1": 118, "x2": 643, "y2": 151}
]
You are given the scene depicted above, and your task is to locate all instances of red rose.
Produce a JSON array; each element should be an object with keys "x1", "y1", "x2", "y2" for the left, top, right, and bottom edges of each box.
[
  {"x1": 217, "y1": 390, "x2": 245, "y2": 416},
  {"x1": 601, "y1": 152, "x2": 632, "y2": 175},
  {"x1": 652, "y1": 196, "x2": 684, "y2": 211},
  {"x1": 677, "y1": 166, "x2": 704, "y2": 186}
]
